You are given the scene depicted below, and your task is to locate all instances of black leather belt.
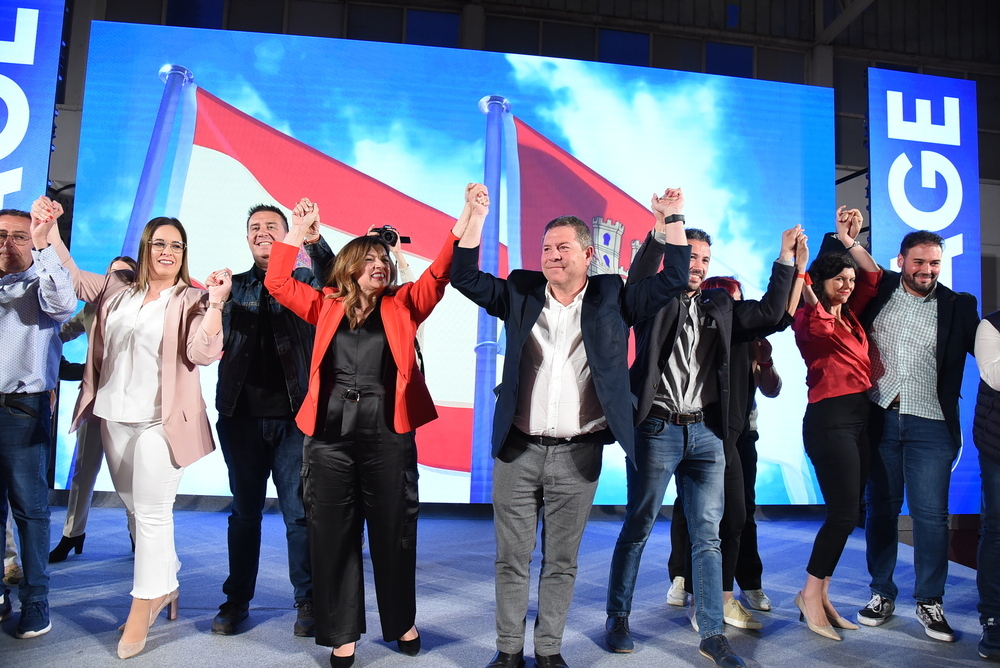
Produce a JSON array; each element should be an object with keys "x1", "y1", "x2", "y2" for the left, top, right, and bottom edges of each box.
[
  {"x1": 338, "y1": 388, "x2": 384, "y2": 403},
  {"x1": 0, "y1": 391, "x2": 46, "y2": 418},
  {"x1": 648, "y1": 404, "x2": 704, "y2": 425},
  {"x1": 513, "y1": 427, "x2": 608, "y2": 447},
  {"x1": 886, "y1": 399, "x2": 900, "y2": 411}
]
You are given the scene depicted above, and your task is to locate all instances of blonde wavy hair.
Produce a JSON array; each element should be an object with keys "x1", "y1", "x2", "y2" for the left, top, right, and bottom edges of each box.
[{"x1": 326, "y1": 236, "x2": 397, "y2": 329}]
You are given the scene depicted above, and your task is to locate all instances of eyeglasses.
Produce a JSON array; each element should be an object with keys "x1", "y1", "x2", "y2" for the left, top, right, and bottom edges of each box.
[
  {"x1": 0, "y1": 232, "x2": 31, "y2": 246},
  {"x1": 149, "y1": 239, "x2": 186, "y2": 253}
]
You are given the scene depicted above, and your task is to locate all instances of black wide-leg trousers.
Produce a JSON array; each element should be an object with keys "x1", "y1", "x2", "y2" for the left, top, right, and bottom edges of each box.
[{"x1": 302, "y1": 397, "x2": 418, "y2": 648}]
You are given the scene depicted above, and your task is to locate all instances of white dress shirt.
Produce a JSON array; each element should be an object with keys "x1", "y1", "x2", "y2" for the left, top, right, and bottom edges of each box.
[
  {"x1": 513, "y1": 282, "x2": 606, "y2": 439},
  {"x1": 93, "y1": 286, "x2": 172, "y2": 423}
]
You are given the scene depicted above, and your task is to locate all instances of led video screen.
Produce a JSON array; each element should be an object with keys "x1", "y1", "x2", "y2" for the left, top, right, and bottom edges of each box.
[{"x1": 61, "y1": 21, "x2": 835, "y2": 504}]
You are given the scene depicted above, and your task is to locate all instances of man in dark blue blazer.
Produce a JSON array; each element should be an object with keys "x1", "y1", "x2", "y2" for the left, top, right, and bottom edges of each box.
[
  {"x1": 450, "y1": 185, "x2": 690, "y2": 668},
  {"x1": 852, "y1": 230, "x2": 979, "y2": 642}
]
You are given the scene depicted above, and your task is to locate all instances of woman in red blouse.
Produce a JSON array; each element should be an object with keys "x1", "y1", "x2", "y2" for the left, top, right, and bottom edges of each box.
[
  {"x1": 792, "y1": 207, "x2": 880, "y2": 640},
  {"x1": 265, "y1": 185, "x2": 489, "y2": 667}
]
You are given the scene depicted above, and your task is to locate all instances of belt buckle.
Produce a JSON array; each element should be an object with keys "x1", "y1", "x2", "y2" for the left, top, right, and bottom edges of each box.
[
  {"x1": 343, "y1": 389, "x2": 361, "y2": 402},
  {"x1": 672, "y1": 412, "x2": 697, "y2": 426}
]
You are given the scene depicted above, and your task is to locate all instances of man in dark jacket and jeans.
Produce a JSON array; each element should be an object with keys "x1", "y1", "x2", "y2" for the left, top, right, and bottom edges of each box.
[{"x1": 212, "y1": 203, "x2": 333, "y2": 637}]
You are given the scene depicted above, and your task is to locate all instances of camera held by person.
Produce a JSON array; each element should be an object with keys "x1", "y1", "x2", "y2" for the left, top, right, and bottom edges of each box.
[{"x1": 374, "y1": 225, "x2": 410, "y2": 246}]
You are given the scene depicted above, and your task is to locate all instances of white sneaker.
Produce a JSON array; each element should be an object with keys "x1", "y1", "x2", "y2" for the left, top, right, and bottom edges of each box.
[
  {"x1": 724, "y1": 598, "x2": 763, "y2": 629},
  {"x1": 687, "y1": 604, "x2": 699, "y2": 633},
  {"x1": 740, "y1": 588, "x2": 771, "y2": 612},
  {"x1": 667, "y1": 576, "x2": 689, "y2": 607}
]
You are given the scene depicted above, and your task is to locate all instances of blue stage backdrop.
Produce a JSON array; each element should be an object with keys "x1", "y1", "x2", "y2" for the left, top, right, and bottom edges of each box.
[
  {"x1": 0, "y1": 1, "x2": 64, "y2": 210},
  {"x1": 867, "y1": 67, "x2": 981, "y2": 514},
  {"x1": 60, "y1": 20, "x2": 837, "y2": 505}
]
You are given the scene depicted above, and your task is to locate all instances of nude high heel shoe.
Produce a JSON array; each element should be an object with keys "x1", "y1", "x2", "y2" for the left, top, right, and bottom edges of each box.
[
  {"x1": 117, "y1": 634, "x2": 147, "y2": 659},
  {"x1": 827, "y1": 612, "x2": 859, "y2": 630},
  {"x1": 118, "y1": 605, "x2": 150, "y2": 659},
  {"x1": 116, "y1": 591, "x2": 179, "y2": 659},
  {"x1": 117, "y1": 589, "x2": 179, "y2": 632},
  {"x1": 794, "y1": 592, "x2": 841, "y2": 641},
  {"x1": 149, "y1": 589, "x2": 179, "y2": 626}
]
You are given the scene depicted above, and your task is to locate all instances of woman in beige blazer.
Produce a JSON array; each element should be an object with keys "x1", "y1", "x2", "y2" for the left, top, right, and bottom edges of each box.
[{"x1": 34, "y1": 197, "x2": 228, "y2": 659}]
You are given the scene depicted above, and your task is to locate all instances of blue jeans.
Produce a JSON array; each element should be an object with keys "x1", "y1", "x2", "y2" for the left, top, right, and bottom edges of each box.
[
  {"x1": 607, "y1": 418, "x2": 726, "y2": 638},
  {"x1": 0, "y1": 393, "x2": 51, "y2": 605},
  {"x1": 980, "y1": 452, "x2": 1000, "y2": 623},
  {"x1": 217, "y1": 415, "x2": 311, "y2": 604},
  {"x1": 865, "y1": 410, "x2": 956, "y2": 602}
]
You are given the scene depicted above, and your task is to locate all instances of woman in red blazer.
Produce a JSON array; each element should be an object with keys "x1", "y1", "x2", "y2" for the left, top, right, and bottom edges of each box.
[{"x1": 265, "y1": 185, "x2": 488, "y2": 668}]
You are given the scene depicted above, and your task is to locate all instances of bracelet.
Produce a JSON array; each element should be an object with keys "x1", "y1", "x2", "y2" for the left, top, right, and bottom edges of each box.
[
  {"x1": 844, "y1": 239, "x2": 860, "y2": 250},
  {"x1": 303, "y1": 235, "x2": 320, "y2": 246},
  {"x1": 208, "y1": 301, "x2": 224, "y2": 310},
  {"x1": 759, "y1": 360, "x2": 774, "y2": 369},
  {"x1": 663, "y1": 214, "x2": 685, "y2": 224}
]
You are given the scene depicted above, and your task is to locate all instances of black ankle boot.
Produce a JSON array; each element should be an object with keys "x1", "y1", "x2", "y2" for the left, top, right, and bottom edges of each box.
[{"x1": 49, "y1": 534, "x2": 85, "y2": 563}]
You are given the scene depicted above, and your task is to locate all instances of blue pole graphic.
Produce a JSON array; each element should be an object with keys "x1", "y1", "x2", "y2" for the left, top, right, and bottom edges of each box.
[
  {"x1": 469, "y1": 95, "x2": 510, "y2": 503},
  {"x1": 122, "y1": 65, "x2": 194, "y2": 256}
]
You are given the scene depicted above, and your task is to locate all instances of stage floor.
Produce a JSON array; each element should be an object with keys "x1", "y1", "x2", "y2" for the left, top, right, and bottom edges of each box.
[{"x1": 0, "y1": 505, "x2": 988, "y2": 667}]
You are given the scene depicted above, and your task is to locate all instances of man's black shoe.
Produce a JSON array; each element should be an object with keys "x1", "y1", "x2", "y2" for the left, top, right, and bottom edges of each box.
[
  {"x1": 535, "y1": 653, "x2": 569, "y2": 668},
  {"x1": 485, "y1": 650, "x2": 525, "y2": 668},
  {"x1": 605, "y1": 615, "x2": 634, "y2": 653},
  {"x1": 212, "y1": 600, "x2": 249, "y2": 635},
  {"x1": 698, "y1": 634, "x2": 745, "y2": 668},
  {"x1": 293, "y1": 600, "x2": 315, "y2": 637}
]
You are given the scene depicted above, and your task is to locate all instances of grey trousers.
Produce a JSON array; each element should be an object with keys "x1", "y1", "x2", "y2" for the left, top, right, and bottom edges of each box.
[{"x1": 492, "y1": 436, "x2": 602, "y2": 656}]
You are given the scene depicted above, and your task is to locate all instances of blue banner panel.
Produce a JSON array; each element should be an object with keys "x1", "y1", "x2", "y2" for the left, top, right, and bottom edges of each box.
[
  {"x1": 868, "y1": 67, "x2": 981, "y2": 514},
  {"x1": 0, "y1": 1, "x2": 65, "y2": 211}
]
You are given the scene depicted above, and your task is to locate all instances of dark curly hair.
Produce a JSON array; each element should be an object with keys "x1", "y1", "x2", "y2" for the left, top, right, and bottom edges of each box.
[{"x1": 807, "y1": 252, "x2": 858, "y2": 314}]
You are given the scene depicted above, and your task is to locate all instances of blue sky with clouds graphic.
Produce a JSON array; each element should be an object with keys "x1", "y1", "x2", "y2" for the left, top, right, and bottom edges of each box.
[{"x1": 65, "y1": 22, "x2": 834, "y2": 504}]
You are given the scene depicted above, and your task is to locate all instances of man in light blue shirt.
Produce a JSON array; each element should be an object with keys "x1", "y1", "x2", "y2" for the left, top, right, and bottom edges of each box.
[{"x1": 0, "y1": 207, "x2": 76, "y2": 638}]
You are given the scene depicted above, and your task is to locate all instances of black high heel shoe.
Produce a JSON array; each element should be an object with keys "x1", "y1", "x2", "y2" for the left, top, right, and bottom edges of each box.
[
  {"x1": 49, "y1": 534, "x2": 85, "y2": 563},
  {"x1": 330, "y1": 648, "x2": 355, "y2": 667},
  {"x1": 396, "y1": 635, "x2": 421, "y2": 656}
]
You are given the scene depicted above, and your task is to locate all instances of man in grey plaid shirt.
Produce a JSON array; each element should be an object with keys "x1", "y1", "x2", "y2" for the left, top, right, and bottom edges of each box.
[{"x1": 853, "y1": 230, "x2": 979, "y2": 642}]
